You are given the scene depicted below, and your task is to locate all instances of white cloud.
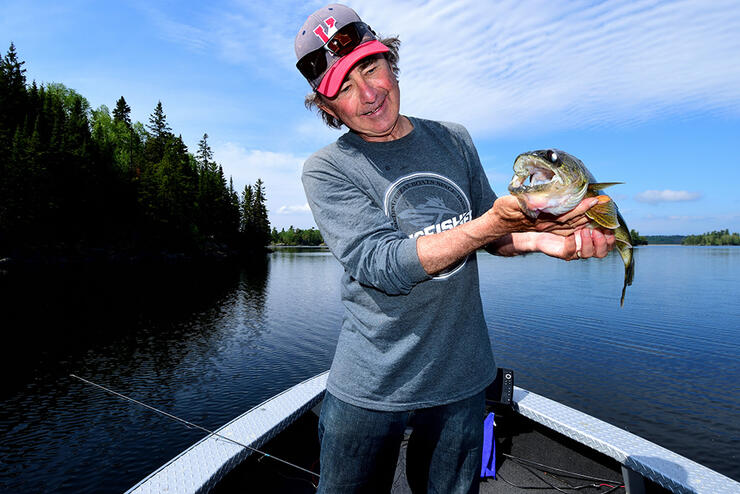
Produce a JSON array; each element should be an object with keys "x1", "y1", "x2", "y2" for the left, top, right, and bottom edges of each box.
[
  {"x1": 143, "y1": 1, "x2": 311, "y2": 73},
  {"x1": 352, "y1": 0, "x2": 740, "y2": 135},
  {"x1": 144, "y1": 0, "x2": 740, "y2": 135},
  {"x1": 212, "y1": 143, "x2": 315, "y2": 228},
  {"x1": 635, "y1": 212, "x2": 740, "y2": 235},
  {"x1": 293, "y1": 117, "x2": 345, "y2": 147},
  {"x1": 277, "y1": 203, "x2": 311, "y2": 214},
  {"x1": 635, "y1": 190, "x2": 702, "y2": 204}
]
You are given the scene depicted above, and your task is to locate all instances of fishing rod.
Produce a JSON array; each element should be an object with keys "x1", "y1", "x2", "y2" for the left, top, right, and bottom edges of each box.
[{"x1": 70, "y1": 374, "x2": 320, "y2": 479}]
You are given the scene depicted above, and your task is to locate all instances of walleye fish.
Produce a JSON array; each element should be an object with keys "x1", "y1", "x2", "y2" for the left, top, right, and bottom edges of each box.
[{"x1": 508, "y1": 149, "x2": 634, "y2": 306}]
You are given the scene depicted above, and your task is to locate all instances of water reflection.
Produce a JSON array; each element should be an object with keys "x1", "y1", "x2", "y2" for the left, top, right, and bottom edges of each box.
[
  {"x1": 0, "y1": 261, "x2": 245, "y2": 386},
  {"x1": 0, "y1": 258, "x2": 275, "y2": 494}
]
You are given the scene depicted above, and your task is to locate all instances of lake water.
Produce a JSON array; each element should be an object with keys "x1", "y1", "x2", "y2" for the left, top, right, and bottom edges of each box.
[{"x1": 0, "y1": 246, "x2": 738, "y2": 493}]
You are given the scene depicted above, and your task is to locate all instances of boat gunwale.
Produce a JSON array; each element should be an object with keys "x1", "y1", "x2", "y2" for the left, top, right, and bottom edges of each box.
[
  {"x1": 512, "y1": 387, "x2": 739, "y2": 494},
  {"x1": 124, "y1": 371, "x2": 329, "y2": 494}
]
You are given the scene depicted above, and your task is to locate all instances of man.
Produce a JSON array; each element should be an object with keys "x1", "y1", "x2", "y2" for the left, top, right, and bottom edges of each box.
[{"x1": 295, "y1": 4, "x2": 614, "y2": 493}]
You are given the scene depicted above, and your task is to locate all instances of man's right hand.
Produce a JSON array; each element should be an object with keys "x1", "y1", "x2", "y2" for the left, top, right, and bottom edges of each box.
[{"x1": 484, "y1": 195, "x2": 597, "y2": 238}]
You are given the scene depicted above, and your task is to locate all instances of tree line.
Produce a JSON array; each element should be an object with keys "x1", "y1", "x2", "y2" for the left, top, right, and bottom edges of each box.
[
  {"x1": 271, "y1": 226, "x2": 324, "y2": 246},
  {"x1": 682, "y1": 229, "x2": 740, "y2": 246},
  {"x1": 641, "y1": 235, "x2": 685, "y2": 245},
  {"x1": 630, "y1": 229, "x2": 648, "y2": 246},
  {"x1": 0, "y1": 43, "x2": 270, "y2": 260},
  {"x1": 628, "y1": 231, "x2": 740, "y2": 245}
]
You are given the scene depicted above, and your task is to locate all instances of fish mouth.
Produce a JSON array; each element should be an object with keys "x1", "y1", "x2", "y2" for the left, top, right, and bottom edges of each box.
[{"x1": 509, "y1": 156, "x2": 560, "y2": 191}]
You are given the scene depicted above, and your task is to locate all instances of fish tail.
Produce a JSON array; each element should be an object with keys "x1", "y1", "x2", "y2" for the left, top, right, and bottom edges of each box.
[
  {"x1": 625, "y1": 255, "x2": 635, "y2": 286},
  {"x1": 620, "y1": 257, "x2": 634, "y2": 307}
]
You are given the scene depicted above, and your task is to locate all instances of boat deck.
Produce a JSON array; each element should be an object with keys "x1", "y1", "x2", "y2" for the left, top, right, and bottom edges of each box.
[{"x1": 211, "y1": 407, "x2": 671, "y2": 493}]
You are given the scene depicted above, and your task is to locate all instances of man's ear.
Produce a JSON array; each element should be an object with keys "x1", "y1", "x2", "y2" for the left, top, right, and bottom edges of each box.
[{"x1": 318, "y1": 101, "x2": 337, "y2": 120}]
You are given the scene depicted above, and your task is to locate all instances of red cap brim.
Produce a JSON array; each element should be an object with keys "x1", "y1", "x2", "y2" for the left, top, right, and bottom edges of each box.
[{"x1": 317, "y1": 40, "x2": 390, "y2": 98}]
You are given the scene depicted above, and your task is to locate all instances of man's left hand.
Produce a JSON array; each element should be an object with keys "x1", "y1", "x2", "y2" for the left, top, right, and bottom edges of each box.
[{"x1": 534, "y1": 228, "x2": 616, "y2": 261}]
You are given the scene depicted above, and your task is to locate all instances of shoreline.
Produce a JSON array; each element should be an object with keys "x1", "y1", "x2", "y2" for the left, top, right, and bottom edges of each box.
[{"x1": 0, "y1": 243, "x2": 271, "y2": 273}]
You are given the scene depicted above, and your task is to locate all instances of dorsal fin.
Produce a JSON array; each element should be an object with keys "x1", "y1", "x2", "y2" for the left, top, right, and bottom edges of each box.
[{"x1": 588, "y1": 182, "x2": 624, "y2": 192}]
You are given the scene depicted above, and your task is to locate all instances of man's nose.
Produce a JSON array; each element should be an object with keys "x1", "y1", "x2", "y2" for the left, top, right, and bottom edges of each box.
[{"x1": 357, "y1": 79, "x2": 378, "y2": 103}]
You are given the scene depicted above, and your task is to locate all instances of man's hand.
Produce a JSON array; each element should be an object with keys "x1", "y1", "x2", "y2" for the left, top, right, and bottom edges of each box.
[
  {"x1": 483, "y1": 195, "x2": 596, "y2": 237},
  {"x1": 534, "y1": 228, "x2": 616, "y2": 261},
  {"x1": 484, "y1": 196, "x2": 616, "y2": 258}
]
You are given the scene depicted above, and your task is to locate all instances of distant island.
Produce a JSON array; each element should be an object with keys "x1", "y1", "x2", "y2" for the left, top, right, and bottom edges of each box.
[
  {"x1": 271, "y1": 227, "x2": 324, "y2": 246},
  {"x1": 681, "y1": 229, "x2": 740, "y2": 246},
  {"x1": 632, "y1": 230, "x2": 740, "y2": 246}
]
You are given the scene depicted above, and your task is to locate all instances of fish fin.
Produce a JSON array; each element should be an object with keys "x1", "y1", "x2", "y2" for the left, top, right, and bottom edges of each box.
[
  {"x1": 620, "y1": 281, "x2": 627, "y2": 307},
  {"x1": 586, "y1": 196, "x2": 620, "y2": 229},
  {"x1": 612, "y1": 210, "x2": 634, "y2": 307},
  {"x1": 614, "y1": 212, "x2": 633, "y2": 245},
  {"x1": 618, "y1": 246, "x2": 635, "y2": 307},
  {"x1": 588, "y1": 182, "x2": 624, "y2": 192},
  {"x1": 616, "y1": 240, "x2": 634, "y2": 282}
]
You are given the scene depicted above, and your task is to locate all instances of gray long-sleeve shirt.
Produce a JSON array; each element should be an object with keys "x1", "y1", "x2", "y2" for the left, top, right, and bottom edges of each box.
[{"x1": 302, "y1": 117, "x2": 497, "y2": 411}]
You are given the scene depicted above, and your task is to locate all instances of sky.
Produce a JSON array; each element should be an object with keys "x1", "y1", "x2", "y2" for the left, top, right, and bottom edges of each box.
[{"x1": 2, "y1": 0, "x2": 739, "y2": 235}]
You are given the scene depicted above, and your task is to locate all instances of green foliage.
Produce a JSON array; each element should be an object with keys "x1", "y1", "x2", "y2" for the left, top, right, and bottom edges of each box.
[
  {"x1": 682, "y1": 229, "x2": 740, "y2": 246},
  {"x1": 630, "y1": 229, "x2": 648, "y2": 245},
  {"x1": 239, "y1": 179, "x2": 270, "y2": 250},
  {"x1": 0, "y1": 43, "x2": 271, "y2": 257},
  {"x1": 112, "y1": 96, "x2": 131, "y2": 126},
  {"x1": 642, "y1": 235, "x2": 686, "y2": 245},
  {"x1": 271, "y1": 226, "x2": 324, "y2": 246},
  {"x1": 0, "y1": 42, "x2": 27, "y2": 148}
]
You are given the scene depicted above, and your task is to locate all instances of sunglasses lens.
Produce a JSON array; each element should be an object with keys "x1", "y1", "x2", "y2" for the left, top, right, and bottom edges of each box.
[
  {"x1": 326, "y1": 24, "x2": 363, "y2": 57},
  {"x1": 297, "y1": 51, "x2": 327, "y2": 81}
]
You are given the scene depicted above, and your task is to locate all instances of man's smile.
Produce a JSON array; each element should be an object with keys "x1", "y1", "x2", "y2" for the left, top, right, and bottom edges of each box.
[{"x1": 362, "y1": 96, "x2": 386, "y2": 117}]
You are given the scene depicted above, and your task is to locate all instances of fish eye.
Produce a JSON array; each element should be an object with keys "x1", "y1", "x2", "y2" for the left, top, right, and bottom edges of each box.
[{"x1": 547, "y1": 150, "x2": 561, "y2": 166}]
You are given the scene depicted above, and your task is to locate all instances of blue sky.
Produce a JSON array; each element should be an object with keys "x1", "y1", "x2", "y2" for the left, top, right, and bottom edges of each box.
[{"x1": 3, "y1": 0, "x2": 739, "y2": 234}]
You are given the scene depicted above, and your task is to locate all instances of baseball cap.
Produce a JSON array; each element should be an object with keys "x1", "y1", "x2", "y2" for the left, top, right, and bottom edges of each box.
[{"x1": 295, "y1": 4, "x2": 389, "y2": 98}]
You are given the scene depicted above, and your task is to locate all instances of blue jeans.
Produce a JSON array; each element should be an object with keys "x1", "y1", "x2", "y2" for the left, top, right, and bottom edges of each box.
[{"x1": 316, "y1": 390, "x2": 485, "y2": 494}]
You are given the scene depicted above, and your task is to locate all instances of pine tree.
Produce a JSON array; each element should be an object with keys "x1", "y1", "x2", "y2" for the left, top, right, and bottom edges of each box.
[
  {"x1": 241, "y1": 184, "x2": 254, "y2": 233},
  {"x1": 65, "y1": 94, "x2": 91, "y2": 157},
  {"x1": 146, "y1": 101, "x2": 171, "y2": 138},
  {"x1": 252, "y1": 178, "x2": 270, "y2": 248},
  {"x1": 196, "y1": 133, "x2": 214, "y2": 171},
  {"x1": 0, "y1": 42, "x2": 27, "y2": 120},
  {"x1": 112, "y1": 96, "x2": 131, "y2": 126},
  {"x1": 166, "y1": 134, "x2": 198, "y2": 238},
  {"x1": 0, "y1": 42, "x2": 28, "y2": 159},
  {"x1": 145, "y1": 101, "x2": 171, "y2": 162}
]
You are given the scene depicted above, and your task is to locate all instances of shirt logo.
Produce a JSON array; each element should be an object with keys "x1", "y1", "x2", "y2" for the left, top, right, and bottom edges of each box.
[
  {"x1": 384, "y1": 173, "x2": 472, "y2": 279},
  {"x1": 313, "y1": 17, "x2": 337, "y2": 43}
]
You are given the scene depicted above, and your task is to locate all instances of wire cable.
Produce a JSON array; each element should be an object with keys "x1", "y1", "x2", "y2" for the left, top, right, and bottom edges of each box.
[
  {"x1": 493, "y1": 453, "x2": 625, "y2": 492},
  {"x1": 514, "y1": 460, "x2": 577, "y2": 493},
  {"x1": 70, "y1": 374, "x2": 320, "y2": 479},
  {"x1": 503, "y1": 453, "x2": 623, "y2": 485},
  {"x1": 497, "y1": 469, "x2": 623, "y2": 492}
]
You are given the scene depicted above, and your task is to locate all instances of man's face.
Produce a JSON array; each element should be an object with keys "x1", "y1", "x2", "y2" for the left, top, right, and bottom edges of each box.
[{"x1": 319, "y1": 56, "x2": 402, "y2": 142}]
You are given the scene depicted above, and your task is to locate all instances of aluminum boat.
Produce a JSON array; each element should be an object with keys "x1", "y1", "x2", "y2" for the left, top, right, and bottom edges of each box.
[{"x1": 124, "y1": 371, "x2": 739, "y2": 494}]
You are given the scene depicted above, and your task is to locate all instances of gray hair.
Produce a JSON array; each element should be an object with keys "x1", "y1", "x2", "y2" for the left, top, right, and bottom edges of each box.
[{"x1": 304, "y1": 36, "x2": 401, "y2": 129}]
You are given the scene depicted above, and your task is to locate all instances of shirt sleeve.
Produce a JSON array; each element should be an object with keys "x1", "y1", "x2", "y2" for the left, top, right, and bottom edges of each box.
[{"x1": 302, "y1": 156, "x2": 432, "y2": 296}]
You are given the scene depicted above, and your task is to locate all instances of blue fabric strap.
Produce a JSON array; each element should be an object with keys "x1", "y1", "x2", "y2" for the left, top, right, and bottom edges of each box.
[{"x1": 480, "y1": 412, "x2": 496, "y2": 478}]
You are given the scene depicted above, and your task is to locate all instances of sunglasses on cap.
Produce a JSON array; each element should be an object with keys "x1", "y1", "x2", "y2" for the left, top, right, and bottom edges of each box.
[{"x1": 296, "y1": 22, "x2": 378, "y2": 83}]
